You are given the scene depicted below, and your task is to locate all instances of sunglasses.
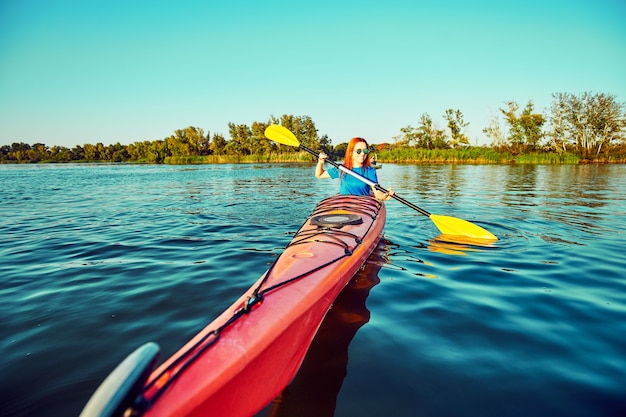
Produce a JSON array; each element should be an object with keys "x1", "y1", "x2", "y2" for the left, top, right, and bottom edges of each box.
[{"x1": 354, "y1": 148, "x2": 370, "y2": 155}]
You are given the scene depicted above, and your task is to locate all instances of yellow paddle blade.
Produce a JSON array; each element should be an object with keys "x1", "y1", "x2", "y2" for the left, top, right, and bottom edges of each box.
[
  {"x1": 429, "y1": 214, "x2": 498, "y2": 242},
  {"x1": 264, "y1": 124, "x2": 301, "y2": 147}
]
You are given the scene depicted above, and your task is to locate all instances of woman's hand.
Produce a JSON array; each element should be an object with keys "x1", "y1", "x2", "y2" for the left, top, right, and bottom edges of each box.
[
  {"x1": 374, "y1": 187, "x2": 394, "y2": 201},
  {"x1": 318, "y1": 152, "x2": 328, "y2": 163},
  {"x1": 384, "y1": 188, "x2": 395, "y2": 201}
]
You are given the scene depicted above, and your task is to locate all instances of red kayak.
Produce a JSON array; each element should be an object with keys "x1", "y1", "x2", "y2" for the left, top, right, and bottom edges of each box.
[{"x1": 81, "y1": 194, "x2": 386, "y2": 417}]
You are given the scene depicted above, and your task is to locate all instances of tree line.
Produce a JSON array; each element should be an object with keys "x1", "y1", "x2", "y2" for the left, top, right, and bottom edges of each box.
[
  {"x1": 0, "y1": 115, "x2": 327, "y2": 164},
  {"x1": 1, "y1": 92, "x2": 624, "y2": 164},
  {"x1": 397, "y1": 92, "x2": 625, "y2": 159}
]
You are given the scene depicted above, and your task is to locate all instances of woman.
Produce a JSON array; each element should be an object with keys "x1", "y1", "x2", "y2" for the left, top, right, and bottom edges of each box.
[{"x1": 316, "y1": 137, "x2": 393, "y2": 201}]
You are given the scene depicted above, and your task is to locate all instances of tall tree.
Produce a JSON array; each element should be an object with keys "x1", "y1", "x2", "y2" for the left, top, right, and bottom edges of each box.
[
  {"x1": 418, "y1": 113, "x2": 448, "y2": 149},
  {"x1": 499, "y1": 100, "x2": 545, "y2": 153},
  {"x1": 483, "y1": 114, "x2": 506, "y2": 148},
  {"x1": 166, "y1": 126, "x2": 205, "y2": 156},
  {"x1": 550, "y1": 92, "x2": 626, "y2": 156},
  {"x1": 251, "y1": 121, "x2": 272, "y2": 156},
  {"x1": 500, "y1": 101, "x2": 525, "y2": 152},
  {"x1": 443, "y1": 109, "x2": 469, "y2": 147},
  {"x1": 199, "y1": 130, "x2": 211, "y2": 155},
  {"x1": 28, "y1": 143, "x2": 49, "y2": 162},
  {"x1": 49, "y1": 145, "x2": 71, "y2": 162},
  {"x1": 227, "y1": 123, "x2": 253, "y2": 155},
  {"x1": 519, "y1": 102, "x2": 545, "y2": 150},
  {"x1": 394, "y1": 124, "x2": 419, "y2": 147},
  {"x1": 210, "y1": 133, "x2": 227, "y2": 155},
  {"x1": 278, "y1": 114, "x2": 319, "y2": 149},
  {"x1": 71, "y1": 145, "x2": 85, "y2": 161},
  {"x1": 396, "y1": 113, "x2": 448, "y2": 149},
  {"x1": 84, "y1": 143, "x2": 100, "y2": 161},
  {"x1": 318, "y1": 134, "x2": 332, "y2": 155}
]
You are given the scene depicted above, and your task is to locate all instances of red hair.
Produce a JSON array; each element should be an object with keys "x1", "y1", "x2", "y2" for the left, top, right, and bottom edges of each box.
[{"x1": 343, "y1": 137, "x2": 371, "y2": 171}]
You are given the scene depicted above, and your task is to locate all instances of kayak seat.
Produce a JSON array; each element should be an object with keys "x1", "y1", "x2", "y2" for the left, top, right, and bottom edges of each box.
[{"x1": 310, "y1": 213, "x2": 363, "y2": 228}]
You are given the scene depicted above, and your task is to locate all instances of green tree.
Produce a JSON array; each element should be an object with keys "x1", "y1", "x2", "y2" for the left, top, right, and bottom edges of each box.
[
  {"x1": 126, "y1": 142, "x2": 142, "y2": 161},
  {"x1": 394, "y1": 125, "x2": 419, "y2": 147},
  {"x1": 96, "y1": 142, "x2": 109, "y2": 160},
  {"x1": 227, "y1": 123, "x2": 253, "y2": 155},
  {"x1": 224, "y1": 140, "x2": 242, "y2": 156},
  {"x1": 199, "y1": 130, "x2": 211, "y2": 155},
  {"x1": 210, "y1": 133, "x2": 227, "y2": 155},
  {"x1": 550, "y1": 92, "x2": 626, "y2": 157},
  {"x1": 10, "y1": 143, "x2": 31, "y2": 162},
  {"x1": 28, "y1": 143, "x2": 49, "y2": 162},
  {"x1": 109, "y1": 142, "x2": 129, "y2": 162},
  {"x1": 83, "y1": 143, "x2": 100, "y2": 161},
  {"x1": 334, "y1": 142, "x2": 348, "y2": 159},
  {"x1": 519, "y1": 102, "x2": 545, "y2": 150},
  {"x1": 319, "y1": 134, "x2": 332, "y2": 155},
  {"x1": 483, "y1": 114, "x2": 506, "y2": 148},
  {"x1": 278, "y1": 114, "x2": 319, "y2": 149},
  {"x1": 419, "y1": 113, "x2": 448, "y2": 149},
  {"x1": 71, "y1": 145, "x2": 85, "y2": 161},
  {"x1": 165, "y1": 126, "x2": 206, "y2": 157},
  {"x1": 251, "y1": 121, "x2": 273, "y2": 156},
  {"x1": 0, "y1": 144, "x2": 10, "y2": 161},
  {"x1": 149, "y1": 140, "x2": 169, "y2": 163},
  {"x1": 500, "y1": 100, "x2": 546, "y2": 152},
  {"x1": 547, "y1": 99, "x2": 568, "y2": 153},
  {"x1": 444, "y1": 109, "x2": 469, "y2": 147},
  {"x1": 500, "y1": 101, "x2": 525, "y2": 153},
  {"x1": 396, "y1": 114, "x2": 448, "y2": 149}
]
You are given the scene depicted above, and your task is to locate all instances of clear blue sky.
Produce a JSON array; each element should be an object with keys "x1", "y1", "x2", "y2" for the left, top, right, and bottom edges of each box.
[{"x1": 1, "y1": 0, "x2": 625, "y2": 148}]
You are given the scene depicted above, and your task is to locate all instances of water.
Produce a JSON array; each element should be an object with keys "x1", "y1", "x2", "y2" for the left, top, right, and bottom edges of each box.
[{"x1": 1, "y1": 163, "x2": 625, "y2": 417}]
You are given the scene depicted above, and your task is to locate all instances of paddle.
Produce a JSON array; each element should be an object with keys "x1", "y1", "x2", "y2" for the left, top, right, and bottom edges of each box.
[{"x1": 264, "y1": 124, "x2": 498, "y2": 242}]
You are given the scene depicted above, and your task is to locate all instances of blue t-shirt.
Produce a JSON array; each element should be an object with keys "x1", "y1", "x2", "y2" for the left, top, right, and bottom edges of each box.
[{"x1": 327, "y1": 166, "x2": 378, "y2": 196}]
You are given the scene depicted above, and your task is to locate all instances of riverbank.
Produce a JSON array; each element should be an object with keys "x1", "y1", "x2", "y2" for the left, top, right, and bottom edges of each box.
[{"x1": 3, "y1": 149, "x2": 626, "y2": 165}]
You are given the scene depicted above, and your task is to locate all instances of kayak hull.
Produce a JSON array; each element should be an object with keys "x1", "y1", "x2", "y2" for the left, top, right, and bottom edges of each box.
[{"x1": 139, "y1": 195, "x2": 385, "y2": 417}]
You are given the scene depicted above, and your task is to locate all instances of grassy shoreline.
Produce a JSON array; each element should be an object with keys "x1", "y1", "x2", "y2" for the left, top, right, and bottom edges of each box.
[
  {"x1": 3, "y1": 149, "x2": 626, "y2": 165},
  {"x1": 159, "y1": 150, "x2": 625, "y2": 165}
]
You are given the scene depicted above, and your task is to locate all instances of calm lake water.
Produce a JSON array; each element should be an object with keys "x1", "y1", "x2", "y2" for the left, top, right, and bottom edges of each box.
[{"x1": 1, "y1": 163, "x2": 625, "y2": 417}]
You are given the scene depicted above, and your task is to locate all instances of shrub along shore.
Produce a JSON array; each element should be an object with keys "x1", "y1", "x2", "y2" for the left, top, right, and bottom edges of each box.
[
  {"x1": 3, "y1": 148, "x2": 624, "y2": 165},
  {"x1": 161, "y1": 149, "x2": 621, "y2": 165}
]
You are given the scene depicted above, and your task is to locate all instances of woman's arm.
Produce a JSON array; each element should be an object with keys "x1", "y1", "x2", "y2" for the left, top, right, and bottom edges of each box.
[{"x1": 316, "y1": 152, "x2": 331, "y2": 179}]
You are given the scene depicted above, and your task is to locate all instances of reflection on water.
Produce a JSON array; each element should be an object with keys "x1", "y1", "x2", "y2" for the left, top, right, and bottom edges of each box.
[
  {"x1": 431, "y1": 233, "x2": 499, "y2": 249},
  {"x1": 427, "y1": 238, "x2": 485, "y2": 256},
  {"x1": 259, "y1": 241, "x2": 387, "y2": 417}
]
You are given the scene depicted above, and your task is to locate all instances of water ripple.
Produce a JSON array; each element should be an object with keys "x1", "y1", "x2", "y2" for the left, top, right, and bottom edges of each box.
[{"x1": 1, "y1": 164, "x2": 625, "y2": 417}]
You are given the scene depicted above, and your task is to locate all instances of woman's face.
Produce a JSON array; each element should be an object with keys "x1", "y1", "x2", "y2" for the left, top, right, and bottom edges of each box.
[{"x1": 352, "y1": 141, "x2": 369, "y2": 165}]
